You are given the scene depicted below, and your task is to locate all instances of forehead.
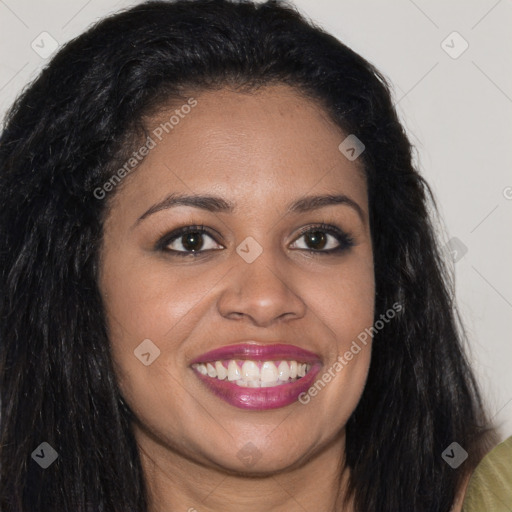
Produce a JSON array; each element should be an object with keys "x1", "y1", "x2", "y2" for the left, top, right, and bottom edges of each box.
[{"x1": 111, "y1": 84, "x2": 367, "y2": 215}]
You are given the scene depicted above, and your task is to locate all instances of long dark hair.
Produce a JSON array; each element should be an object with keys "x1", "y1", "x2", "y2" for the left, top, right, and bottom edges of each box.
[{"x1": 0, "y1": 1, "x2": 497, "y2": 510}]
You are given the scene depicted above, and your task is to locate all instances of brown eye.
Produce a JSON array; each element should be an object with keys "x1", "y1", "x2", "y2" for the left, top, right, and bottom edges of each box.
[
  {"x1": 159, "y1": 226, "x2": 224, "y2": 256},
  {"x1": 290, "y1": 224, "x2": 355, "y2": 254},
  {"x1": 175, "y1": 231, "x2": 205, "y2": 252},
  {"x1": 303, "y1": 230, "x2": 328, "y2": 250}
]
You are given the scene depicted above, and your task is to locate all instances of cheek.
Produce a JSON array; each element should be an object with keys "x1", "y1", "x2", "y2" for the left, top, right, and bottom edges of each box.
[
  {"x1": 297, "y1": 255, "x2": 374, "y2": 416},
  {"x1": 100, "y1": 247, "x2": 206, "y2": 343},
  {"x1": 99, "y1": 254, "x2": 198, "y2": 434},
  {"x1": 99, "y1": 247, "x2": 230, "y2": 416},
  {"x1": 305, "y1": 251, "x2": 375, "y2": 340}
]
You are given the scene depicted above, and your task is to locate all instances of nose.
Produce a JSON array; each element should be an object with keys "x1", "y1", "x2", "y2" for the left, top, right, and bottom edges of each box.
[{"x1": 217, "y1": 249, "x2": 306, "y2": 327}]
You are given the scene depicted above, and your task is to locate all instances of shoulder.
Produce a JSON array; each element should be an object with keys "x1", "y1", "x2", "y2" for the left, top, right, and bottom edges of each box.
[{"x1": 459, "y1": 435, "x2": 512, "y2": 512}]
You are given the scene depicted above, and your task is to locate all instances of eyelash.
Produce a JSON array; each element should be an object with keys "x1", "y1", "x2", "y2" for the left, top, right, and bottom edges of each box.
[{"x1": 157, "y1": 223, "x2": 355, "y2": 258}]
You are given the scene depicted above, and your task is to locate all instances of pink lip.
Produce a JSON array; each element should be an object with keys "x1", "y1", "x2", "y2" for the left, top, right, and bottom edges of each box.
[
  {"x1": 190, "y1": 343, "x2": 323, "y2": 410},
  {"x1": 190, "y1": 342, "x2": 322, "y2": 365}
]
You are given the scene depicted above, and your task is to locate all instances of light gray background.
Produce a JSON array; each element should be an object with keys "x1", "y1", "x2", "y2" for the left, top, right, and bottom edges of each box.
[{"x1": 1, "y1": 0, "x2": 511, "y2": 441}]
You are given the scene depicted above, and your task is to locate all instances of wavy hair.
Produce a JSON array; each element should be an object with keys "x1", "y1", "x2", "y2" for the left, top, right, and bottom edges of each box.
[{"x1": 0, "y1": 1, "x2": 497, "y2": 510}]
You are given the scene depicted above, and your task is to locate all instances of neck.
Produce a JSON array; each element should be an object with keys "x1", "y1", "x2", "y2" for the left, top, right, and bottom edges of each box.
[{"x1": 136, "y1": 426, "x2": 353, "y2": 512}]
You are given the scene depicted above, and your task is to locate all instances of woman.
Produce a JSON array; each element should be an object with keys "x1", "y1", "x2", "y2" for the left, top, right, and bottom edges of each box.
[{"x1": 0, "y1": 0, "x2": 501, "y2": 510}]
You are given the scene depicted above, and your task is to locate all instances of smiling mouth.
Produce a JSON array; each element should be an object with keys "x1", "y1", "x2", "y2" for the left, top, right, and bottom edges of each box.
[{"x1": 191, "y1": 359, "x2": 313, "y2": 388}]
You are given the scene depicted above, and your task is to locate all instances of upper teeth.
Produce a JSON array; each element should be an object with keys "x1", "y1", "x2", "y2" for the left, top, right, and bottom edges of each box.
[{"x1": 192, "y1": 360, "x2": 312, "y2": 387}]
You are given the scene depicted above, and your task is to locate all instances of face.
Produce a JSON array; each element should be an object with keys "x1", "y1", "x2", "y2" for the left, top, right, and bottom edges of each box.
[{"x1": 99, "y1": 84, "x2": 375, "y2": 475}]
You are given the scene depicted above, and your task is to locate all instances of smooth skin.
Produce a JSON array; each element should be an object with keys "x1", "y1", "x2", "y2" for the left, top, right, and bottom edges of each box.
[{"x1": 98, "y1": 84, "x2": 376, "y2": 512}]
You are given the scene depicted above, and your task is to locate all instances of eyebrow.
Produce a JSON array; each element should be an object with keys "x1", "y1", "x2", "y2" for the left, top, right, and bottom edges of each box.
[{"x1": 135, "y1": 192, "x2": 366, "y2": 226}]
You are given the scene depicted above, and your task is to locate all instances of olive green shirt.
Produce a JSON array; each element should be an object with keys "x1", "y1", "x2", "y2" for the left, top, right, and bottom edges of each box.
[{"x1": 462, "y1": 435, "x2": 512, "y2": 511}]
